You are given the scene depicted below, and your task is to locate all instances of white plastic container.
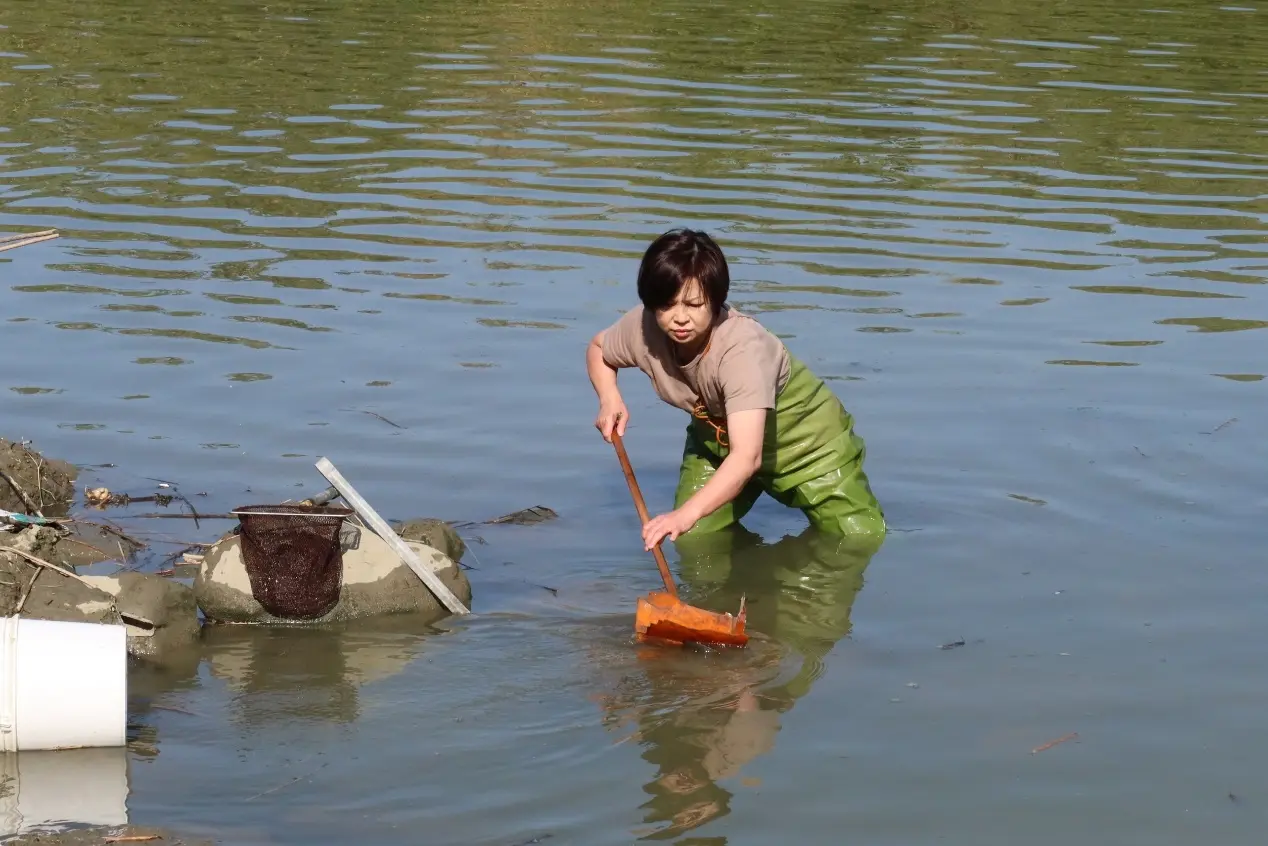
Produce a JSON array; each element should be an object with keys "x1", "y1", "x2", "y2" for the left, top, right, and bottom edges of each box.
[{"x1": 0, "y1": 616, "x2": 128, "y2": 751}]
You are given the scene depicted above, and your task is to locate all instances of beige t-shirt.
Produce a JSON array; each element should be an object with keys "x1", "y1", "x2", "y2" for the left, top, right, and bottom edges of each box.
[{"x1": 600, "y1": 304, "x2": 791, "y2": 420}]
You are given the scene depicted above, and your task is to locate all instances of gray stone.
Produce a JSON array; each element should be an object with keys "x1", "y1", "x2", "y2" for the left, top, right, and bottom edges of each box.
[
  {"x1": 81, "y1": 572, "x2": 201, "y2": 664},
  {"x1": 394, "y1": 517, "x2": 466, "y2": 563},
  {"x1": 194, "y1": 527, "x2": 471, "y2": 625}
]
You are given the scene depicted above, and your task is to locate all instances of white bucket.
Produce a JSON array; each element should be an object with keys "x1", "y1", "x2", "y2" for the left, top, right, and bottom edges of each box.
[
  {"x1": 0, "y1": 616, "x2": 128, "y2": 751},
  {"x1": 0, "y1": 747, "x2": 129, "y2": 836}
]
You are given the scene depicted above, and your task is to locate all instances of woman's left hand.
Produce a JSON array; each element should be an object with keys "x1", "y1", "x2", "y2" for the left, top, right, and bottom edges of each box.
[{"x1": 642, "y1": 508, "x2": 697, "y2": 550}]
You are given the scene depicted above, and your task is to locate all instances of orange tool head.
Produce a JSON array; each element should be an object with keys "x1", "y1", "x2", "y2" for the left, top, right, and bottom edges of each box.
[{"x1": 634, "y1": 591, "x2": 749, "y2": 648}]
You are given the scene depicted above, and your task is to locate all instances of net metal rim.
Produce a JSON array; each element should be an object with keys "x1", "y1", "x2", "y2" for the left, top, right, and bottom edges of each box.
[{"x1": 231, "y1": 504, "x2": 355, "y2": 520}]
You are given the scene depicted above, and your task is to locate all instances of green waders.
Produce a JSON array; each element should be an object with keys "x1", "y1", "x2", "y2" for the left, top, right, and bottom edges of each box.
[{"x1": 673, "y1": 355, "x2": 886, "y2": 542}]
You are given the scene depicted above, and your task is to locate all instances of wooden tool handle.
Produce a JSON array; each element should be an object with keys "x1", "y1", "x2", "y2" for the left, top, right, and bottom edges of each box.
[
  {"x1": 0, "y1": 231, "x2": 59, "y2": 253},
  {"x1": 611, "y1": 430, "x2": 678, "y2": 598},
  {"x1": 299, "y1": 485, "x2": 340, "y2": 507}
]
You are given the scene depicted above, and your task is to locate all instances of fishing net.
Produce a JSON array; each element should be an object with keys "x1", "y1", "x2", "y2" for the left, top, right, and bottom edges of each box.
[{"x1": 234, "y1": 504, "x2": 354, "y2": 620}]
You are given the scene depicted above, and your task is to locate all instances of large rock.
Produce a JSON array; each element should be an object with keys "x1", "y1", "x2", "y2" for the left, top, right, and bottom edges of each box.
[
  {"x1": 81, "y1": 572, "x2": 201, "y2": 664},
  {"x1": 394, "y1": 517, "x2": 466, "y2": 563},
  {"x1": 194, "y1": 527, "x2": 471, "y2": 625}
]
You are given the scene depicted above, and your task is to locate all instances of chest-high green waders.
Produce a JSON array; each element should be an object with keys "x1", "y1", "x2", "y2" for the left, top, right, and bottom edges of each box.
[{"x1": 674, "y1": 355, "x2": 886, "y2": 543}]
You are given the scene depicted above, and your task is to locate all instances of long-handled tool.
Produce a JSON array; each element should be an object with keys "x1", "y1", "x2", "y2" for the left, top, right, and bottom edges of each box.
[
  {"x1": 611, "y1": 431, "x2": 747, "y2": 648},
  {"x1": 0, "y1": 229, "x2": 59, "y2": 253}
]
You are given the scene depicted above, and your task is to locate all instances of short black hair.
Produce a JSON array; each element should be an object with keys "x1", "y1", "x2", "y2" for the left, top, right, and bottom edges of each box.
[{"x1": 636, "y1": 228, "x2": 730, "y2": 316}]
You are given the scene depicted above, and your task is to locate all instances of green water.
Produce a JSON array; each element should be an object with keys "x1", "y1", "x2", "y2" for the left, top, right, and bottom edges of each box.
[{"x1": 2, "y1": 0, "x2": 1266, "y2": 842}]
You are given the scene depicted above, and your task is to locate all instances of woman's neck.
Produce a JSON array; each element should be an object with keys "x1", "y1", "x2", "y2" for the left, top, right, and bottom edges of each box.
[{"x1": 674, "y1": 327, "x2": 713, "y2": 365}]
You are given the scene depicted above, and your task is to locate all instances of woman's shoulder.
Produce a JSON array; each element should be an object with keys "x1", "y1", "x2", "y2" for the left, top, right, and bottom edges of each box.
[{"x1": 714, "y1": 305, "x2": 783, "y2": 347}]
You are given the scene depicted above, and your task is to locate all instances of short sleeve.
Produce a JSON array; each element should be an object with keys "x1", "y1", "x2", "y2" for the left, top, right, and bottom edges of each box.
[
  {"x1": 716, "y1": 334, "x2": 781, "y2": 415},
  {"x1": 600, "y1": 305, "x2": 647, "y2": 369}
]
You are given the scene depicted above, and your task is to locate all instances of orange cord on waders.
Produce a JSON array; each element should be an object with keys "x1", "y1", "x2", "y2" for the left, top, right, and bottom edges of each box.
[{"x1": 610, "y1": 428, "x2": 748, "y2": 649}]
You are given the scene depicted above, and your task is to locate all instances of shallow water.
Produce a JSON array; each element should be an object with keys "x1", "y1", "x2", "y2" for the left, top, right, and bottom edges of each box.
[{"x1": 2, "y1": 0, "x2": 1266, "y2": 842}]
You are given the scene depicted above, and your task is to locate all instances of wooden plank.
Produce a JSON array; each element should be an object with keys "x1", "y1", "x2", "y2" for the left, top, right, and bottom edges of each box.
[{"x1": 315, "y1": 457, "x2": 469, "y2": 616}]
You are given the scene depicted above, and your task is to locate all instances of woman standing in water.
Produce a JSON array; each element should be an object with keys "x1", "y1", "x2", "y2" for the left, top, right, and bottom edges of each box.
[{"x1": 586, "y1": 227, "x2": 886, "y2": 550}]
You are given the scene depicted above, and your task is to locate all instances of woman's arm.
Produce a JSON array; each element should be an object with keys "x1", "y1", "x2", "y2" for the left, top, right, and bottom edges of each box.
[
  {"x1": 588, "y1": 330, "x2": 629, "y2": 442},
  {"x1": 640, "y1": 407, "x2": 765, "y2": 550}
]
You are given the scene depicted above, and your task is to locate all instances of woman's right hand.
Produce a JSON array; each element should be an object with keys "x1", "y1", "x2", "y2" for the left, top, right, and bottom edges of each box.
[{"x1": 595, "y1": 393, "x2": 629, "y2": 443}]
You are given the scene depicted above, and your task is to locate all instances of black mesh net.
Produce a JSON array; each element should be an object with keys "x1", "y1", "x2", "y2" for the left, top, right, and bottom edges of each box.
[{"x1": 235, "y1": 504, "x2": 354, "y2": 620}]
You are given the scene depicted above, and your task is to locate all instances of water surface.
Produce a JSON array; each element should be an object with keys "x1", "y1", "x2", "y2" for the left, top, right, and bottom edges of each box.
[{"x1": 1, "y1": 0, "x2": 1266, "y2": 843}]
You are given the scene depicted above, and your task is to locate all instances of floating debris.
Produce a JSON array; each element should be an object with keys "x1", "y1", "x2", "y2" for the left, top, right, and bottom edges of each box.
[
  {"x1": 86, "y1": 487, "x2": 176, "y2": 509},
  {"x1": 85, "y1": 487, "x2": 113, "y2": 507},
  {"x1": 485, "y1": 505, "x2": 559, "y2": 526},
  {"x1": 1031, "y1": 731, "x2": 1078, "y2": 755}
]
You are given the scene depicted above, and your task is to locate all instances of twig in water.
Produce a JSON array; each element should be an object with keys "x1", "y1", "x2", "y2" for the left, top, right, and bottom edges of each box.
[
  {"x1": 103, "y1": 837, "x2": 162, "y2": 844},
  {"x1": 1201, "y1": 417, "x2": 1238, "y2": 435},
  {"x1": 124, "y1": 513, "x2": 235, "y2": 521},
  {"x1": 245, "y1": 761, "x2": 329, "y2": 801},
  {"x1": 458, "y1": 538, "x2": 485, "y2": 571},
  {"x1": 0, "y1": 466, "x2": 43, "y2": 518},
  {"x1": 366, "y1": 410, "x2": 405, "y2": 429},
  {"x1": 14, "y1": 568, "x2": 40, "y2": 614},
  {"x1": 174, "y1": 492, "x2": 202, "y2": 529},
  {"x1": 526, "y1": 581, "x2": 559, "y2": 596},
  {"x1": 151, "y1": 703, "x2": 198, "y2": 716},
  {"x1": 344, "y1": 408, "x2": 407, "y2": 429},
  {"x1": 1031, "y1": 731, "x2": 1078, "y2": 755}
]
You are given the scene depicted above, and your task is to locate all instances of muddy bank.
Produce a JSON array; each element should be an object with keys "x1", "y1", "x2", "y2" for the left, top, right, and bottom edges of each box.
[
  {"x1": 0, "y1": 438, "x2": 200, "y2": 664},
  {"x1": 0, "y1": 528, "x2": 122, "y2": 626},
  {"x1": 4, "y1": 826, "x2": 211, "y2": 846},
  {"x1": 0, "y1": 438, "x2": 77, "y2": 517},
  {"x1": 0, "y1": 529, "x2": 199, "y2": 664},
  {"x1": 0, "y1": 523, "x2": 137, "y2": 572}
]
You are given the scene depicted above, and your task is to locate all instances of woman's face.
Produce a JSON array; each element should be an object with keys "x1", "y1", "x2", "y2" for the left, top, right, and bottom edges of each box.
[{"x1": 654, "y1": 278, "x2": 714, "y2": 352}]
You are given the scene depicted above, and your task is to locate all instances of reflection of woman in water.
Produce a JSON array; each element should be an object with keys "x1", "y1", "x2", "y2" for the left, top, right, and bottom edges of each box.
[{"x1": 596, "y1": 525, "x2": 882, "y2": 841}]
